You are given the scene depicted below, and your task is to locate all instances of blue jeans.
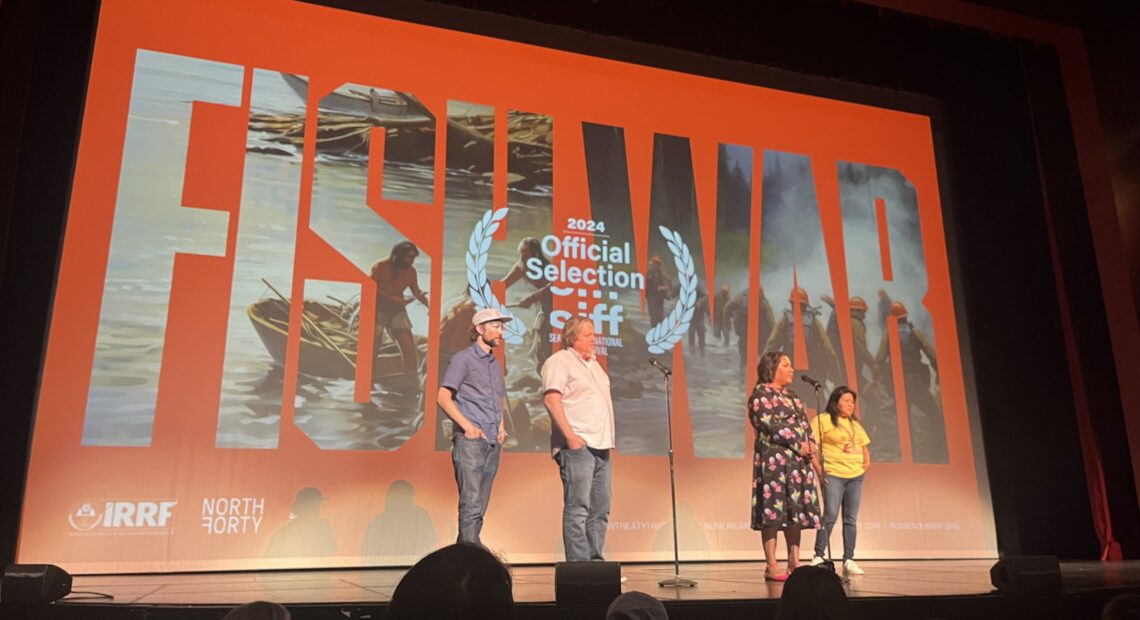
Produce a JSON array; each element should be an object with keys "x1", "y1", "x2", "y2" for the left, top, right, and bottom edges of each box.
[
  {"x1": 554, "y1": 446, "x2": 612, "y2": 561},
  {"x1": 452, "y1": 434, "x2": 501, "y2": 545},
  {"x1": 814, "y1": 473, "x2": 864, "y2": 561}
]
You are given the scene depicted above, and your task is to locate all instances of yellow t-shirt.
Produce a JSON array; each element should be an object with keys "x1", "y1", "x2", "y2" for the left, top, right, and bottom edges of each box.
[{"x1": 812, "y1": 414, "x2": 871, "y2": 479}]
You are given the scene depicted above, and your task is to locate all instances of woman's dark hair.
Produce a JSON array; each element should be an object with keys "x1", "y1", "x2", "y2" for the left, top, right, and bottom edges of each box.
[
  {"x1": 756, "y1": 351, "x2": 787, "y2": 385},
  {"x1": 775, "y1": 566, "x2": 854, "y2": 620},
  {"x1": 222, "y1": 601, "x2": 290, "y2": 620},
  {"x1": 388, "y1": 543, "x2": 514, "y2": 620},
  {"x1": 825, "y1": 385, "x2": 860, "y2": 429}
]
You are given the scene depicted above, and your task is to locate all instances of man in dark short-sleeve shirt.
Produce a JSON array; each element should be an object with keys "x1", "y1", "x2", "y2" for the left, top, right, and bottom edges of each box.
[{"x1": 437, "y1": 308, "x2": 511, "y2": 544}]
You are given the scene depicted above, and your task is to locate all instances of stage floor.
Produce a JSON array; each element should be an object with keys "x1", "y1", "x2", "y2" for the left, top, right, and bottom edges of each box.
[{"x1": 61, "y1": 559, "x2": 1140, "y2": 606}]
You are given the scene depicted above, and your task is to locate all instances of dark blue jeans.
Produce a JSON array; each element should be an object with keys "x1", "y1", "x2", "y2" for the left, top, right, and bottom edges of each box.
[
  {"x1": 452, "y1": 434, "x2": 501, "y2": 545},
  {"x1": 554, "y1": 446, "x2": 612, "y2": 561},
  {"x1": 814, "y1": 473, "x2": 864, "y2": 561}
]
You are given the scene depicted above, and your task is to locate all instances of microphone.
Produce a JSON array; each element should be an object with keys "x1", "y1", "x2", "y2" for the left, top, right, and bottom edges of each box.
[
  {"x1": 648, "y1": 358, "x2": 673, "y2": 377},
  {"x1": 801, "y1": 374, "x2": 823, "y2": 389}
]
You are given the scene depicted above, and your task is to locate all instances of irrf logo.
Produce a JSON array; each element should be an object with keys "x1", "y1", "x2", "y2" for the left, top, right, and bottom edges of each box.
[{"x1": 101, "y1": 501, "x2": 178, "y2": 528}]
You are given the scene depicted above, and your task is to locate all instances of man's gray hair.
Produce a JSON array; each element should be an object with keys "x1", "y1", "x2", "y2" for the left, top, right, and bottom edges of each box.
[{"x1": 560, "y1": 315, "x2": 592, "y2": 351}]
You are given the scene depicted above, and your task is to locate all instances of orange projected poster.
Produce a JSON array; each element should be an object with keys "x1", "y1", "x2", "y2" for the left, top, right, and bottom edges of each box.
[{"x1": 18, "y1": 0, "x2": 996, "y2": 573}]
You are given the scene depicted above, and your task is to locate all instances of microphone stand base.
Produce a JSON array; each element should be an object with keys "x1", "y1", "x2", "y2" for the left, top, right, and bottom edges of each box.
[{"x1": 658, "y1": 576, "x2": 698, "y2": 588}]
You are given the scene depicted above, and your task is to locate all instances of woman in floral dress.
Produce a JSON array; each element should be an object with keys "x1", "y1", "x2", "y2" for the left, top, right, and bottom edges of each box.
[{"x1": 749, "y1": 351, "x2": 822, "y2": 581}]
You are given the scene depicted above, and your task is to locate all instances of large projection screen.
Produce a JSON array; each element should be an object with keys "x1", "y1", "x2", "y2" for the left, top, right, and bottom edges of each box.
[{"x1": 17, "y1": 0, "x2": 997, "y2": 572}]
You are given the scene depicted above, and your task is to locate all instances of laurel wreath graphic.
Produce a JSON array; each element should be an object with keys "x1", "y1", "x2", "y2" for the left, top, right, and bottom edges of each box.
[
  {"x1": 466, "y1": 208, "x2": 525, "y2": 344},
  {"x1": 645, "y1": 226, "x2": 697, "y2": 354}
]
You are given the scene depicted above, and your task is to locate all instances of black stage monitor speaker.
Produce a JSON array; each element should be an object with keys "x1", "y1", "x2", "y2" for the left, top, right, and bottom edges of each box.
[
  {"x1": 990, "y1": 556, "x2": 1061, "y2": 595},
  {"x1": 2, "y1": 564, "x2": 73, "y2": 604},
  {"x1": 555, "y1": 561, "x2": 621, "y2": 607}
]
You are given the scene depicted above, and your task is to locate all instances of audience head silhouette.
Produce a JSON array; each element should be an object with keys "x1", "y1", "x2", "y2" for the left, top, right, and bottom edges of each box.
[
  {"x1": 606, "y1": 591, "x2": 669, "y2": 619},
  {"x1": 388, "y1": 543, "x2": 514, "y2": 620},
  {"x1": 775, "y1": 566, "x2": 854, "y2": 620},
  {"x1": 222, "y1": 601, "x2": 290, "y2": 620},
  {"x1": 1104, "y1": 593, "x2": 1140, "y2": 620}
]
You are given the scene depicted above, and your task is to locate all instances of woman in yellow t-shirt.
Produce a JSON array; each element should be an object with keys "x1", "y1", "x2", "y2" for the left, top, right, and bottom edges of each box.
[{"x1": 810, "y1": 386, "x2": 871, "y2": 576}]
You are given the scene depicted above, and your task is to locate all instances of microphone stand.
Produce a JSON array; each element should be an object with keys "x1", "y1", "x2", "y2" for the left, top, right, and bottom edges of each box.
[{"x1": 657, "y1": 364, "x2": 696, "y2": 588}]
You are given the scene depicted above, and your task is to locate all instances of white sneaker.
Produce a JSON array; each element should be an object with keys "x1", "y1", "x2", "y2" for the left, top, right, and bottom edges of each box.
[
  {"x1": 843, "y1": 559, "x2": 865, "y2": 575},
  {"x1": 810, "y1": 556, "x2": 826, "y2": 567}
]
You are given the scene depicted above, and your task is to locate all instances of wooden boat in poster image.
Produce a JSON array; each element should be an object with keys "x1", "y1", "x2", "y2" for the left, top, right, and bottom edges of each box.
[
  {"x1": 280, "y1": 73, "x2": 431, "y2": 122},
  {"x1": 247, "y1": 295, "x2": 426, "y2": 384},
  {"x1": 254, "y1": 74, "x2": 552, "y2": 186}
]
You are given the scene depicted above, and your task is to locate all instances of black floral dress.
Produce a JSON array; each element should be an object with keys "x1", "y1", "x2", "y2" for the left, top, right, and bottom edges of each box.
[{"x1": 749, "y1": 383, "x2": 821, "y2": 530}]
